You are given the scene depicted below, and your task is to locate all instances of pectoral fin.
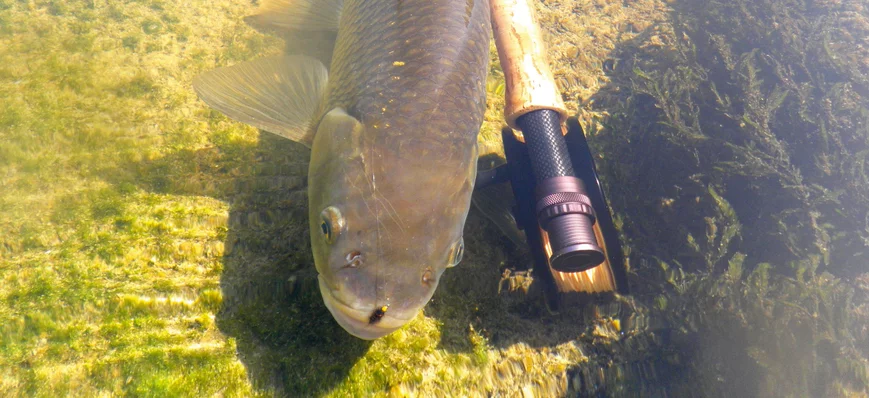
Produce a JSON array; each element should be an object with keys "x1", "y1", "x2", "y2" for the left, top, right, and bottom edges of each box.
[
  {"x1": 472, "y1": 178, "x2": 527, "y2": 247},
  {"x1": 193, "y1": 55, "x2": 328, "y2": 146}
]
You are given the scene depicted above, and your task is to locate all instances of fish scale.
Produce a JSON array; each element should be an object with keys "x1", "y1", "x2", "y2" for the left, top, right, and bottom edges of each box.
[{"x1": 327, "y1": 0, "x2": 489, "y2": 151}]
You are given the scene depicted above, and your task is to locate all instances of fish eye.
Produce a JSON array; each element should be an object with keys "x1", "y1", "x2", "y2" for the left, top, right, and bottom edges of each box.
[
  {"x1": 319, "y1": 206, "x2": 345, "y2": 244},
  {"x1": 447, "y1": 237, "x2": 464, "y2": 268}
]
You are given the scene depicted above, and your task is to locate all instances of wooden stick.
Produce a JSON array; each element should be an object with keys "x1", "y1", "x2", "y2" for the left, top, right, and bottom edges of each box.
[
  {"x1": 491, "y1": 0, "x2": 618, "y2": 295},
  {"x1": 490, "y1": 0, "x2": 568, "y2": 137}
]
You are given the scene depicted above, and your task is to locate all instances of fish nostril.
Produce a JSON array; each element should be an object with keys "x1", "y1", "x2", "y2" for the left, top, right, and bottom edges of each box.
[
  {"x1": 344, "y1": 250, "x2": 363, "y2": 268},
  {"x1": 421, "y1": 267, "x2": 434, "y2": 286}
]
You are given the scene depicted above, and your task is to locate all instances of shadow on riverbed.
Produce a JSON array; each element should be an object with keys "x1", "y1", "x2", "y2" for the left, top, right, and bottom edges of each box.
[
  {"x1": 119, "y1": 131, "x2": 369, "y2": 394},
  {"x1": 213, "y1": 132, "x2": 373, "y2": 395}
]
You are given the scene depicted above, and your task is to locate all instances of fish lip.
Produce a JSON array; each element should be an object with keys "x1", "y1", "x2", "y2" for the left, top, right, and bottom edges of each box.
[{"x1": 317, "y1": 275, "x2": 415, "y2": 340}]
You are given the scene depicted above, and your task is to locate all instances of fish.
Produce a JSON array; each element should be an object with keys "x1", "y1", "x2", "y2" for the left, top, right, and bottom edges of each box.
[{"x1": 193, "y1": 0, "x2": 491, "y2": 339}]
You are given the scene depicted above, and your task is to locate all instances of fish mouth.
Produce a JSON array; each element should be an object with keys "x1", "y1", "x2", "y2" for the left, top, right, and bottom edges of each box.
[{"x1": 317, "y1": 275, "x2": 416, "y2": 340}]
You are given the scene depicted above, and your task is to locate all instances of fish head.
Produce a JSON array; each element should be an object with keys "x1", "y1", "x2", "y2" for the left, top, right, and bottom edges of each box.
[{"x1": 307, "y1": 108, "x2": 476, "y2": 340}]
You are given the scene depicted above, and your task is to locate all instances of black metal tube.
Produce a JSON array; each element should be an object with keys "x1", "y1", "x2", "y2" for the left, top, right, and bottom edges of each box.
[
  {"x1": 516, "y1": 110, "x2": 604, "y2": 272},
  {"x1": 502, "y1": 127, "x2": 561, "y2": 311},
  {"x1": 519, "y1": 110, "x2": 574, "y2": 179}
]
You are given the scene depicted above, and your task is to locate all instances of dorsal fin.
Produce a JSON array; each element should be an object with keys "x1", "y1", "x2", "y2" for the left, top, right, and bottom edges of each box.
[
  {"x1": 193, "y1": 55, "x2": 328, "y2": 147},
  {"x1": 244, "y1": 0, "x2": 344, "y2": 67},
  {"x1": 245, "y1": 0, "x2": 343, "y2": 33}
]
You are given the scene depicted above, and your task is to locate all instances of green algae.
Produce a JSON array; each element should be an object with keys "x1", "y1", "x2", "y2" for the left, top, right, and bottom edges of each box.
[{"x1": 0, "y1": 0, "x2": 265, "y2": 395}]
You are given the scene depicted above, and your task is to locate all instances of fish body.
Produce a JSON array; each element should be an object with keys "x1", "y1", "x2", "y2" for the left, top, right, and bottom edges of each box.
[
  {"x1": 311, "y1": 0, "x2": 490, "y2": 339},
  {"x1": 195, "y1": 0, "x2": 491, "y2": 339}
]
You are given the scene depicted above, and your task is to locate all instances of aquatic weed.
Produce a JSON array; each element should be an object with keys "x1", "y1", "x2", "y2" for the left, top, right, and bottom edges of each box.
[{"x1": 587, "y1": 0, "x2": 869, "y2": 394}]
